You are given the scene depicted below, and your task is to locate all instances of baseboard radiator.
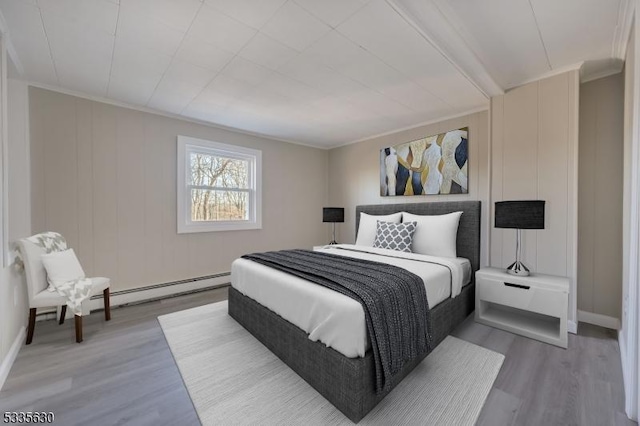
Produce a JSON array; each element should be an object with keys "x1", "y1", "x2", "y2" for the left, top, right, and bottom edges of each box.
[
  {"x1": 91, "y1": 272, "x2": 230, "y2": 300},
  {"x1": 36, "y1": 272, "x2": 230, "y2": 320}
]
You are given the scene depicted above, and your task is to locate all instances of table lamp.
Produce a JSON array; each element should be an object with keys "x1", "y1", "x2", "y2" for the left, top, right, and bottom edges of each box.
[
  {"x1": 323, "y1": 207, "x2": 344, "y2": 245},
  {"x1": 494, "y1": 200, "x2": 545, "y2": 276}
]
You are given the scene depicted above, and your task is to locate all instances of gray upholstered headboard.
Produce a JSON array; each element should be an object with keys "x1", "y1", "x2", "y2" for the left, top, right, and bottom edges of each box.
[{"x1": 355, "y1": 201, "x2": 481, "y2": 275}]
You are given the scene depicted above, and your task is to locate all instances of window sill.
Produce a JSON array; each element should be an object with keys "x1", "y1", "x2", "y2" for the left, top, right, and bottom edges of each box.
[{"x1": 177, "y1": 222, "x2": 262, "y2": 234}]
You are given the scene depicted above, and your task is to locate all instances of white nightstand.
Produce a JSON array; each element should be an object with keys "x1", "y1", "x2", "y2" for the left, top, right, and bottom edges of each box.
[{"x1": 475, "y1": 267, "x2": 569, "y2": 348}]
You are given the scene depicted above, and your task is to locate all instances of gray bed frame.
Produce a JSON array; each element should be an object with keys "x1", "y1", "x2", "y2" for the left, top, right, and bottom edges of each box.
[{"x1": 228, "y1": 201, "x2": 481, "y2": 423}]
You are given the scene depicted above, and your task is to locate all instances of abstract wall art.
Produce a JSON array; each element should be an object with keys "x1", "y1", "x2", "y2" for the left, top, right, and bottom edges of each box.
[{"x1": 380, "y1": 127, "x2": 468, "y2": 196}]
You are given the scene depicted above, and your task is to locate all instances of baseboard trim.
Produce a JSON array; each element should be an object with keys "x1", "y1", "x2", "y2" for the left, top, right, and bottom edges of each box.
[
  {"x1": 577, "y1": 310, "x2": 621, "y2": 330},
  {"x1": 618, "y1": 330, "x2": 633, "y2": 417},
  {"x1": 0, "y1": 327, "x2": 25, "y2": 391},
  {"x1": 37, "y1": 273, "x2": 231, "y2": 321},
  {"x1": 568, "y1": 320, "x2": 578, "y2": 334}
]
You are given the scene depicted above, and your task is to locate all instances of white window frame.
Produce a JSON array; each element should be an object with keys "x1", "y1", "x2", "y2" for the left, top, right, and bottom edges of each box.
[{"x1": 177, "y1": 135, "x2": 262, "y2": 233}]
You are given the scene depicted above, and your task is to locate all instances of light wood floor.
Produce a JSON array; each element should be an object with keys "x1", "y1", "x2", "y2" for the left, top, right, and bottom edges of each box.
[{"x1": 0, "y1": 287, "x2": 635, "y2": 426}]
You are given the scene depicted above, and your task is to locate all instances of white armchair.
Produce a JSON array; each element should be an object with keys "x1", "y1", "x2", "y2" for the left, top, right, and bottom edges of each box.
[{"x1": 17, "y1": 232, "x2": 111, "y2": 344}]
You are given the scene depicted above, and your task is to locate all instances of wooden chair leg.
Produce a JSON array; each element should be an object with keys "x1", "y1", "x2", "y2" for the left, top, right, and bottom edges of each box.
[
  {"x1": 75, "y1": 315, "x2": 83, "y2": 343},
  {"x1": 26, "y1": 308, "x2": 36, "y2": 345},
  {"x1": 103, "y1": 288, "x2": 111, "y2": 321},
  {"x1": 59, "y1": 305, "x2": 67, "y2": 325}
]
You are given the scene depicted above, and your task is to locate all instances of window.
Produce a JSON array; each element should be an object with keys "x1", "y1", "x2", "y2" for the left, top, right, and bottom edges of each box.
[{"x1": 177, "y1": 136, "x2": 262, "y2": 233}]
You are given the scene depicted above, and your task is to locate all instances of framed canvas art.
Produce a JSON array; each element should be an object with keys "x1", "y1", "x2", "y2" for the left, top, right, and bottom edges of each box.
[{"x1": 380, "y1": 127, "x2": 468, "y2": 196}]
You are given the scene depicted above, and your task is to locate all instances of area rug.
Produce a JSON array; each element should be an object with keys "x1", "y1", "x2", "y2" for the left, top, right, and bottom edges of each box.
[{"x1": 158, "y1": 301, "x2": 504, "y2": 425}]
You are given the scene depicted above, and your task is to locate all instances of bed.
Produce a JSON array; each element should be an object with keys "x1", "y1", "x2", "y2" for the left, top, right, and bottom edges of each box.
[{"x1": 228, "y1": 201, "x2": 481, "y2": 423}]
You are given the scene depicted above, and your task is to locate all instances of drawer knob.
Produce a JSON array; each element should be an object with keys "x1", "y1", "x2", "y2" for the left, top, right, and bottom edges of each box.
[{"x1": 504, "y1": 282, "x2": 530, "y2": 290}]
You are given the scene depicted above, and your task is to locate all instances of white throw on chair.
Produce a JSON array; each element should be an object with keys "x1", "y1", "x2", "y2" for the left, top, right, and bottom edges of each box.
[{"x1": 17, "y1": 232, "x2": 111, "y2": 344}]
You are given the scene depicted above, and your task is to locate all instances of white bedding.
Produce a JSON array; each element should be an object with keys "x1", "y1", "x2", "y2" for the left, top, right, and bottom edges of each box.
[{"x1": 231, "y1": 244, "x2": 471, "y2": 358}]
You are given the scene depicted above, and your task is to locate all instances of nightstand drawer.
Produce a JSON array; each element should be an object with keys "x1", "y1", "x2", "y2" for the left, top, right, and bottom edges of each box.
[{"x1": 477, "y1": 275, "x2": 567, "y2": 318}]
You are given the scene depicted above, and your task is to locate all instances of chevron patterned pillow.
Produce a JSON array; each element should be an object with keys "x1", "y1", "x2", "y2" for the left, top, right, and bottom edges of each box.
[{"x1": 373, "y1": 220, "x2": 417, "y2": 252}]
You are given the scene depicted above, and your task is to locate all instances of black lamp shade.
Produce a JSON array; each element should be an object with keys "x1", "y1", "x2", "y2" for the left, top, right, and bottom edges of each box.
[
  {"x1": 495, "y1": 201, "x2": 545, "y2": 229},
  {"x1": 323, "y1": 207, "x2": 344, "y2": 223}
]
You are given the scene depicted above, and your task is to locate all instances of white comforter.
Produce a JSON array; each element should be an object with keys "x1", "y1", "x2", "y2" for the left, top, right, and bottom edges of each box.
[{"x1": 231, "y1": 244, "x2": 471, "y2": 358}]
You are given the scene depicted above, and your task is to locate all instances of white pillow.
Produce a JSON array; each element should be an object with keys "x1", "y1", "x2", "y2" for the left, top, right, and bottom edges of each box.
[
  {"x1": 41, "y1": 249, "x2": 86, "y2": 290},
  {"x1": 402, "y1": 211, "x2": 463, "y2": 258},
  {"x1": 356, "y1": 212, "x2": 402, "y2": 247}
]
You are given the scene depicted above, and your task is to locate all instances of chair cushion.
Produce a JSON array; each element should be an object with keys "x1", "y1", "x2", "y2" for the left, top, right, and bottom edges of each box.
[
  {"x1": 31, "y1": 288, "x2": 67, "y2": 308},
  {"x1": 31, "y1": 277, "x2": 111, "y2": 309},
  {"x1": 40, "y1": 249, "x2": 86, "y2": 289}
]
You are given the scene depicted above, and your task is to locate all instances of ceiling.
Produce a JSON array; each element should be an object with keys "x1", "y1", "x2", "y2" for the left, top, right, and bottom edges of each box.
[{"x1": 0, "y1": 0, "x2": 631, "y2": 148}]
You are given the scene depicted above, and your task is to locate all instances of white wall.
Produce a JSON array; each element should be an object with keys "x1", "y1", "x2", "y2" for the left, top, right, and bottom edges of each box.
[
  {"x1": 327, "y1": 110, "x2": 491, "y2": 265},
  {"x1": 0, "y1": 78, "x2": 30, "y2": 386},
  {"x1": 578, "y1": 73, "x2": 624, "y2": 321},
  {"x1": 490, "y1": 70, "x2": 580, "y2": 330},
  {"x1": 29, "y1": 87, "x2": 329, "y2": 292}
]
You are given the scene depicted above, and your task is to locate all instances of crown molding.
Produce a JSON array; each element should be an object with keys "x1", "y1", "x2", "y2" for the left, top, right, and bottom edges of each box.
[
  {"x1": 24, "y1": 81, "x2": 329, "y2": 150},
  {"x1": 581, "y1": 61, "x2": 625, "y2": 84},
  {"x1": 386, "y1": 0, "x2": 504, "y2": 98},
  {"x1": 508, "y1": 61, "x2": 584, "y2": 90},
  {"x1": 612, "y1": 0, "x2": 635, "y2": 60},
  {"x1": 331, "y1": 105, "x2": 488, "y2": 149},
  {"x1": 25, "y1": 81, "x2": 491, "y2": 151}
]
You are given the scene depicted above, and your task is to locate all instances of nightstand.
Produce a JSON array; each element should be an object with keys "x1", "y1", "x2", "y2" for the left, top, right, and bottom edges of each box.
[{"x1": 475, "y1": 267, "x2": 569, "y2": 348}]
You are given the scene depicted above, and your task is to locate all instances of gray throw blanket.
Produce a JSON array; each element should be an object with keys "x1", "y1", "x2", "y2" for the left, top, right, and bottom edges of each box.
[{"x1": 242, "y1": 249, "x2": 433, "y2": 393}]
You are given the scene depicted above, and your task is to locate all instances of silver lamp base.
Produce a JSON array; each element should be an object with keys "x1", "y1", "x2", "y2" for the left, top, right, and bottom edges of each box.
[
  {"x1": 506, "y1": 260, "x2": 530, "y2": 276},
  {"x1": 328, "y1": 223, "x2": 338, "y2": 245}
]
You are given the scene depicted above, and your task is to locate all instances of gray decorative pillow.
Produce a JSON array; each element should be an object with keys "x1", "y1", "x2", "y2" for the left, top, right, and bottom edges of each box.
[{"x1": 373, "y1": 221, "x2": 417, "y2": 252}]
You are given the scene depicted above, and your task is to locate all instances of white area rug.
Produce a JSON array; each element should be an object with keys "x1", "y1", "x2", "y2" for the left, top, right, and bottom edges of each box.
[{"x1": 158, "y1": 301, "x2": 504, "y2": 425}]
